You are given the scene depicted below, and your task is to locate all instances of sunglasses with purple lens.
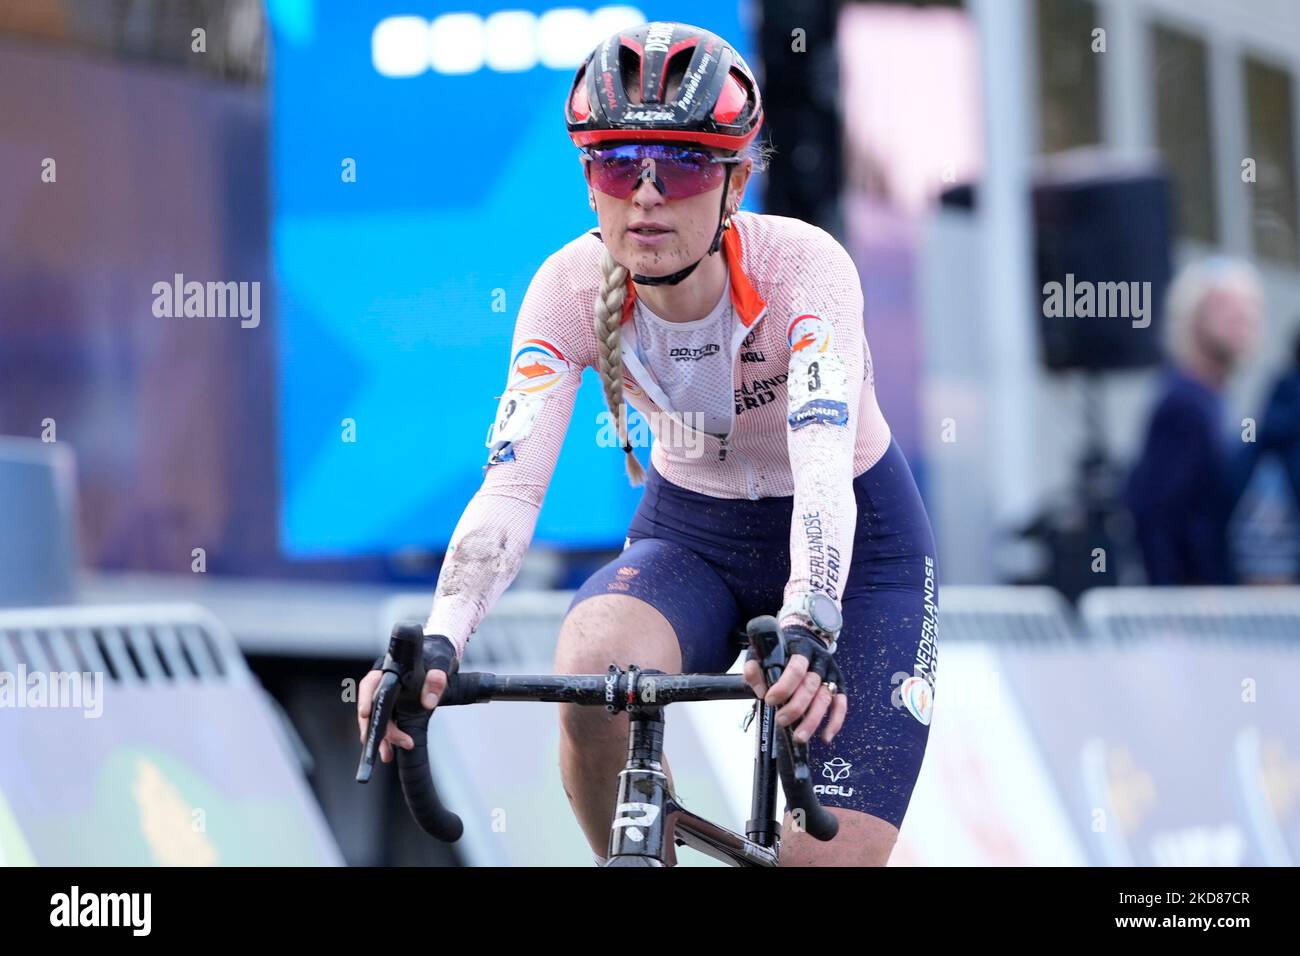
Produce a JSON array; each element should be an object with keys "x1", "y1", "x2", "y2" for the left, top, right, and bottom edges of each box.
[{"x1": 582, "y1": 143, "x2": 742, "y2": 200}]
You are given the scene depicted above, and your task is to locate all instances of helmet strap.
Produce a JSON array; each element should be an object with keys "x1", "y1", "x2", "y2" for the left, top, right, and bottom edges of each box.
[{"x1": 631, "y1": 169, "x2": 734, "y2": 287}]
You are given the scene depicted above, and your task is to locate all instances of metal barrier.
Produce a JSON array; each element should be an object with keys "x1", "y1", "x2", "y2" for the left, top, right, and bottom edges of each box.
[
  {"x1": 1079, "y1": 586, "x2": 1300, "y2": 642},
  {"x1": 933, "y1": 585, "x2": 1080, "y2": 643},
  {"x1": 0, "y1": 602, "x2": 251, "y2": 685},
  {"x1": 0, "y1": 602, "x2": 342, "y2": 865},
  {"x1": 0, "y1": 601, "x2": 314, "y2": 767}
]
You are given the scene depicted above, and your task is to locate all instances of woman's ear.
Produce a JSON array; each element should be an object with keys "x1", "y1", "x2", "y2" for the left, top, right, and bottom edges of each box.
[
  {"x1": 720, "y1": 155, "x2": 751, "y2": 213},
  {"x1": 733, "y1": 157, "x2": 754, "y2": 199}
]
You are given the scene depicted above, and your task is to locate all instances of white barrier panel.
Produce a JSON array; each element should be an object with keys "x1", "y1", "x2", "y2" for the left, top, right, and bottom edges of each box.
[
  {"x1": 936, "y1": 585, "x2": 1080, "y2": 643},
  {"x1": 1080, "y1": 586, "x2": 1300, "y2": 641},
  {"x1": 892, "y1": 643, "x2": 1086, "y2": 866},
  {"x1": 0, "y1": 604, "x2": 342, "y2": 866},
  {"x1": 999, "y1": 636, "x2": 1300, "y2": 866}
]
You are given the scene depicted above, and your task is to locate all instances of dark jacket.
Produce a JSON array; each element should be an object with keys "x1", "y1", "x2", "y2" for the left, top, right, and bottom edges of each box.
[
  {"x1": 1125, "y1": 367, "x2": 1248, "y2": 584},
  {"x1": 1259, "y1": 370, "x2": 1300, "y2": 512}
]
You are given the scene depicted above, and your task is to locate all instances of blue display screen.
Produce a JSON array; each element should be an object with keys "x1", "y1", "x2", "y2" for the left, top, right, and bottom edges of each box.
[{"x1": 268, "y1": 0, "x2": 757, "y2": 557}]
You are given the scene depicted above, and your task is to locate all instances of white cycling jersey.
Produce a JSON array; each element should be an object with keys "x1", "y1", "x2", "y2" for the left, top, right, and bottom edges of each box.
[
  {"x1": 630, "y1": 277, "x2": 735, "y2": 436},
  {"x1": 427, "y1": 211, "x2": 893, "y2": 657}
]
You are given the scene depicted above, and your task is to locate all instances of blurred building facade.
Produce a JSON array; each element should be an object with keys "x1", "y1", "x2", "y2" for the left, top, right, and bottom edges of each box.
[{"x1": 908, "y1": 0, "x2": 1300, "y2": 584}]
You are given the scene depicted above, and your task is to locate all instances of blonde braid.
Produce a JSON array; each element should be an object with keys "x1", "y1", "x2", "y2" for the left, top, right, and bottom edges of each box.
[{"x1": 593, "y1": 248, "x2": 646, "y2": 486}]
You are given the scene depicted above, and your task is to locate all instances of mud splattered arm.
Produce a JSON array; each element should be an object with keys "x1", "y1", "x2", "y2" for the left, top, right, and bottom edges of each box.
[
  {"x1": 782, "y1": 230, "x2": 866, "y2": 625},
  {"x1": 425, "y1": 258, "x2": 585, "y2": 660}
]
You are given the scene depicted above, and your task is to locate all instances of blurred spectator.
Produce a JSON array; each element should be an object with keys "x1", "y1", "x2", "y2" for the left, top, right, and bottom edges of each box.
[
  {"x1": 1125, "y1": 258, "x2": 1264, "y2": 584},
  {"x1": 1241, "y1": 330, "x2": 1300, "y2": 575}
]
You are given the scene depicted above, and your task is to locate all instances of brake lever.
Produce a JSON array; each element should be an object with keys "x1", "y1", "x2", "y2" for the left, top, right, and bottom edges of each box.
[
  {"x1": 355, "y1": 622, "x2": 427, "y2": 783},
  {"x1": 356, "y1": 665, "x2": 399, "y2": 783},
  {"x1": 746, "y1": 615, "x2": 812, "y2": 783},
  {"x1": 747, "y1": 614, "x2": 839, "y2": 840}
]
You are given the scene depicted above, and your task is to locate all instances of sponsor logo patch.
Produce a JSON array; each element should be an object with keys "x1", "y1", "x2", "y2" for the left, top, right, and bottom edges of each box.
[
  {"x1": 899, "y1": 675, "x2": 934, "y2": 725},
  {"x1": 643, "y1": 22, "x2": 674, "y2": 53},
  {"x1": 788, "y1": 398, "x2": 849, "y2": 430},
  {"x1": 813, "y1": 756, "x2": 854, "y2": 797},
  {"x1": 787, "y1": 314, "x2": 831, "y2": 355},
  {"x1": 787, "y1": 330, "x2": 848, "y2": 429},
  {"x1": 822, "y1": 756, "x2": 852, "y2": 782},
  {"x1": 484, "y1": 339, "x2": 570, "y2": 467},
  {"x1": 622, "y1": 109, "x2": 674, "y2": 122},
  {"x1": 486, "y1": 442, "x2": 516, "y2": 466},
  {"x1": 507, "y1": 338, "x2": 568, "y2": 394},
  {"x1": 669, "y1": 343, "x2": 721, "y2": 361}
]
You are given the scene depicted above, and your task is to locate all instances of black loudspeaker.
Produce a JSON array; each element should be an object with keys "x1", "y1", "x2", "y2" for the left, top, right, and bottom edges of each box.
[
  {"x1": 759, "y1": 0, "x2": 843, "y2": 235},
  {"x1": 940, "y1": 167, "x2": 1175, "y2": 371},
  {"x1": 1032, "y1": 169, "x2": 1174, "y2": 371}
]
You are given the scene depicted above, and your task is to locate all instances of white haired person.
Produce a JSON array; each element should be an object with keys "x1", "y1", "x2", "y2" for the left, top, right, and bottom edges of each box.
[
  {"x1": 358, "y1": 22, "x2": 938, "y2": 866},
  {"x1": 1125, "y1": 257, "x2": 1263, "y2": 583}
]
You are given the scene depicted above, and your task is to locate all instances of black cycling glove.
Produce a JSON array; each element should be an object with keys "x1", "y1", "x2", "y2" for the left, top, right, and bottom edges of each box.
[
  {"x1": 782, "y1": 624, "x2": 847, "y2": 697},
  {"x1": 372, "y1": 633, "x2": 458, "y2": 680}
]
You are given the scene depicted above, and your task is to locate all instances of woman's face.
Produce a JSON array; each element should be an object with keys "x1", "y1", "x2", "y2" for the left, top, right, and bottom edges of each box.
[
  {"x1": 585, "y1": 144, "x2": 753, "y2": 278},
  {"x1": 1196, "y1": 285, "x2": 1262, "y2": 368}
]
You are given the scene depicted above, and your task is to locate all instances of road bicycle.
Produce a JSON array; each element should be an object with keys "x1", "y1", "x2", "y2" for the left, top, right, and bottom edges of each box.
[{"x1": 357, "y1": 616, "x2": 838, "y2": 867}]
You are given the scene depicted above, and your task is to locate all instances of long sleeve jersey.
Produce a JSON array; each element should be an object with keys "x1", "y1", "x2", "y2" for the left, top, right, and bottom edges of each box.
[{"x1": 427, "y1": 211, "x2": 893, "y2": 657}]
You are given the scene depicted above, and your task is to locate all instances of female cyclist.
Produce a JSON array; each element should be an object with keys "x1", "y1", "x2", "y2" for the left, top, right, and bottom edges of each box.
[{"x1": 358, "y1": 21, "x2": 938, "y2": 867}]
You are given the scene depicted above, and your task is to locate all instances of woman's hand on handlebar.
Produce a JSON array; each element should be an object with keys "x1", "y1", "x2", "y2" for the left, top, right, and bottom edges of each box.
[
  {"x1": 743, "y1": 626, "x2": 848, "y2": 746},
  {"x1": 357, "y1": 666, "x2": 449, "y2": 763}
]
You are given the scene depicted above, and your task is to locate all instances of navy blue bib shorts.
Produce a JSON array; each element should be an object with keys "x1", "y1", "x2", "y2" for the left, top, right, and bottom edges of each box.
[{"x1": 570, "y1": 437, "x2": 938, "y2": 830}]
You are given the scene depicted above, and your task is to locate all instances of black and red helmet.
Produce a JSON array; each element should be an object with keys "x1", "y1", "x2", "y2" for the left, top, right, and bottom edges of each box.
[{"x1": 565, "y1": 21, "x2": 764, "y2": 151}]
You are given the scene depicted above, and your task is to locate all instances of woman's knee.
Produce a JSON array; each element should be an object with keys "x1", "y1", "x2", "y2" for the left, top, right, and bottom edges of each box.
[
  {"x1": 779, "y1": 809, "x2": 899, "y2": 866},
  {"x1": 555, "y1": 595, "x2": 682, "y2": 739},
  {"x1": 554, "y1": 594, "x2": 682, "y2": 674}
]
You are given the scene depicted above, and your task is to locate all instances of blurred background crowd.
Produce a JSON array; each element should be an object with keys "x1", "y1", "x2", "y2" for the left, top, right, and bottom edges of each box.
[{"x1": 2, "y1": 0, "x2": 1299, "y2": 867}]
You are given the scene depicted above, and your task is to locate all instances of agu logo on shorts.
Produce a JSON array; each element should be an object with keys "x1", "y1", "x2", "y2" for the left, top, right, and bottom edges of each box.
[
  {"x1": 508, "y1": 339, "x2": 568, "y2": 393},
  {"x1": 898, "y1": 676, "x2": 934, "y2": 726},
  {"x1": 814, "y1": 756, "x2": 853, "y2": 797},
  {"x1": 787, "y1": 314, "x2": 831, "y2": 354},
  {"x1": 822, "y1": 756, "x2": 852, "y2": 782}
]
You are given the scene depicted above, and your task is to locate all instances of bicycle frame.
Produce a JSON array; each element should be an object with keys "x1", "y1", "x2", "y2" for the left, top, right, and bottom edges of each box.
[{"x1": 605, "y1": 666, "x2": 781, "y2": 867}]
